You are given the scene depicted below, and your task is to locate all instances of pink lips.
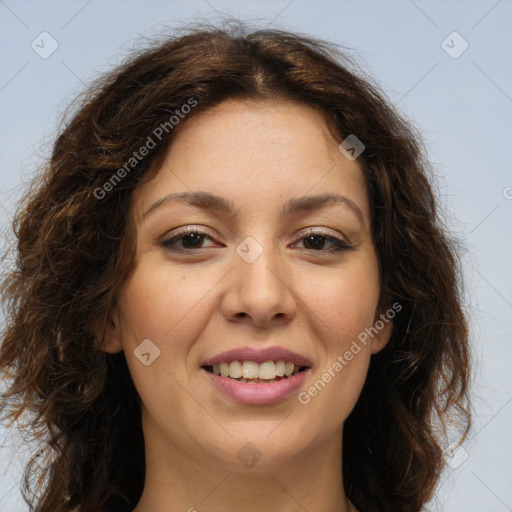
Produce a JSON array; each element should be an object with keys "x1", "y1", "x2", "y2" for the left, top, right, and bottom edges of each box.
[
  {"x1": 201, "y1": 345, "x2": 312, "y2": 405},
  {"x1": 202, "y1": 345, "x2": 312, "y2": 367},
  {"x1": 203, "y1": 367, "x2": 311, "y2": 405}
]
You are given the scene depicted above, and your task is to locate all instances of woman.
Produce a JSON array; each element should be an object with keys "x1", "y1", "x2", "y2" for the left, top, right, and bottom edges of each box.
[{"x1": 0, "y1": 21, "x2": 471, "y2": 512}]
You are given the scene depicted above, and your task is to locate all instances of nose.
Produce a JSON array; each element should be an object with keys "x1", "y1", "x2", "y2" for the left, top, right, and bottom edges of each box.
[{"x1": 220, "y1": 241, "x2": 297, "y2": 329}]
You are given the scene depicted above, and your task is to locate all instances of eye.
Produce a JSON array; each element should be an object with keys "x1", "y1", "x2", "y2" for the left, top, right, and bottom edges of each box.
[
  {"x1": 293, "y1": 229, "x2": 354, "y2": 253},
  {"x1": 160, "y1": 227, "x2": 354, "y2": 254},
  {"x1": 160, "y1": 227, "x2": 218, "y2": 252}
]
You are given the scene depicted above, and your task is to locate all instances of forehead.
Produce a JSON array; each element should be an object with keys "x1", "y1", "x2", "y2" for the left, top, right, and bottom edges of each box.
[
  {"x1": 164, "y1": 98, "x2": 339, "y2": 168},
  {"x1": 133, "y1": 98, "x2": 370, "y2": 225}
]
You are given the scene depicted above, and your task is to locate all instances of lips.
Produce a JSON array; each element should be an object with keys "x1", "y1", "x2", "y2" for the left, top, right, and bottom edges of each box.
[
  {"x1": 201, "y1": 346, "x2": 312, "y2": 367},
  {"x1": 203, "y1": 368, "x2": 310, "y2": 405},
  {"x1": 201, "y1": 346, "x2": 312, "y2": 405}
]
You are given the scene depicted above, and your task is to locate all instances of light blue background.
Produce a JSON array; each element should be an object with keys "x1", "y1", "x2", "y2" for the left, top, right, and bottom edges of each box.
[{"x1": 1, "y1": 1, "x2": 511, "y2": 511}]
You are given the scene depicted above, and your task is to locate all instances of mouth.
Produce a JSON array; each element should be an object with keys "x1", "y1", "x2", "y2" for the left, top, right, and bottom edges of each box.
[
  {"x1": 202, "y1": 361, "x2": 310, "y2": 383},
  {"x1": 201, "y1": 362, "x2": 311, "y2": 406},
  {"x1": 200, "y1": 346, "x2": 313, "y2": 404}
]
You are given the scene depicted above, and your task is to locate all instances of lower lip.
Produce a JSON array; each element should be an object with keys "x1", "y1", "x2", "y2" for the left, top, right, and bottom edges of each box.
[{"x1": 202, "y1": 368, "x2": 310, "y2": 405}]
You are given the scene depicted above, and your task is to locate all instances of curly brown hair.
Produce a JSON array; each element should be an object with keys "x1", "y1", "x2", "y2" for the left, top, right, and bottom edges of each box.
[{"x1": 0, "y1": 21, "x2": 470, "y2": 512}]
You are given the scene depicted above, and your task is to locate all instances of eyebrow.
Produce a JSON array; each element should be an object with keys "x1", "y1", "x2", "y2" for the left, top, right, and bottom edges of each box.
[{"x1": 141, "y1": 190, "x2": 364, "y2": 225}]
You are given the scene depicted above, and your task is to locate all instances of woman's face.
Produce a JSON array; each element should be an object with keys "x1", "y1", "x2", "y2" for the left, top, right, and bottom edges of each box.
[{"x1": 105, "y1": 98, "x2": 392, "y2": 471}]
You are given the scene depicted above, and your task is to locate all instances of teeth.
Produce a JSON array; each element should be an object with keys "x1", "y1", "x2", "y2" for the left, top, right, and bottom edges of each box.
[
  {"x1": 229, "y1": 361, "x2": 242, "y2": 378},
  {"x1": 259, "y1": 361, "x2": 276, "y2": 379},
  {"x1": 243, "y1": 361, "x2": 259, "y2": 379},
  {"x1": 219, "y1": 362, "x2": 230, "y2": 377},
  {"x1": 210, "y1": 360, "x2": 304, "y2": 380}
]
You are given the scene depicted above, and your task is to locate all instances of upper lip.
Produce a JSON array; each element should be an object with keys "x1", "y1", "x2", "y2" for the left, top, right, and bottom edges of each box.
[{"x1": 202, "y1": 346, "x2": 312, "y2": 367}]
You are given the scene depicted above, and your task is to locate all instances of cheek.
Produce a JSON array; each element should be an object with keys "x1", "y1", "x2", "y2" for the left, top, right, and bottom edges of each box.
[
  {"x1": 116, "y1": 264, "x2": 203, "y2": 428},
  {"x1": 117, "y1": 258, "x2": 215, "y2": 349},
  {"x1": 294, "y1": 254, "x2": 380, "y2": 421},
  {"x1": 302, "y1": 252, "x2": 381, "y2": 347},
  {"x1": 116, "y1": 257, "x2": 225, "y2": 409}
]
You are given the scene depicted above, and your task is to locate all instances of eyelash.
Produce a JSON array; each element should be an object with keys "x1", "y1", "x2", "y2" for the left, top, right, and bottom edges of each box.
[{"x1": 160, "y1": 226, "x2": 354, "y2": 254}]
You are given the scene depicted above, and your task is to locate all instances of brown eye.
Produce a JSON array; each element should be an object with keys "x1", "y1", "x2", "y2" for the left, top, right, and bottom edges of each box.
[
  {"x1": 161, "y1": 228, "x2": 217, "y2": 252},
  {"x1": 295, "y1": 230, "x2": 353, "y2": 253}
]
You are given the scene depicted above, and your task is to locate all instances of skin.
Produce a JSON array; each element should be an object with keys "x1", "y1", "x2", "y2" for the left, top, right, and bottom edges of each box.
[{"x1": 102, "y1": 98, "x2": 393, "y2": 512}]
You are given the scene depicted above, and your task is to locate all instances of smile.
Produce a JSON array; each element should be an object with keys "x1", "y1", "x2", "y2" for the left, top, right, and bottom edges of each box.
[
  {"x1": 201, "y1": 345, "x2": 312, "y2": 404},
  {"x1": 203, "y1": 360, "x2": 309, "y2": 383}
]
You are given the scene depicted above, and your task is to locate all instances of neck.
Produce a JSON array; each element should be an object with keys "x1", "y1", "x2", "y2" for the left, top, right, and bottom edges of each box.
[{"x1": 132, "y1": 410, "x2": 355, "y2": 512}]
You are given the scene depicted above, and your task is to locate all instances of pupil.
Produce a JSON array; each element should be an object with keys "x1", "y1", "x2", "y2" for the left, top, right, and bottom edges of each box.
[
  {"x1": 305, "y1": 235, "x2": 324, "y2": 250},
  {"x1": 183, "y1": 233, "x2": 202, "y2": 248}
]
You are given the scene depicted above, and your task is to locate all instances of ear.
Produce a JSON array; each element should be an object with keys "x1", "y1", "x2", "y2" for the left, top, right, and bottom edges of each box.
[
  {"x1": 370, "y1": 308, "x2": 394, "y2": 355},
  {"x1": 96, "y1": 304, "x2": 124, "y2": 354}
]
